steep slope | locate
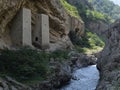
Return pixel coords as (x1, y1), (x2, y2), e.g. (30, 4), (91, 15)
(66, 0), (108, 36)
(0, 0), (84, 50)
(89, 0), (120, 22)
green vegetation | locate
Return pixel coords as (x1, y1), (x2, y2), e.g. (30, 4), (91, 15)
(0, 47), (49, 82)
(50, 50), (69, 60)
(86, 10), (106, 21)
(60, 0), (80, 19)
(89, 0), (120, 22)
(74, 29), (105, 54)
(66, 0), (113, 23)
(86, 30), (105, 48)
(79, 4), (111, 23)
(0, 47), (70, 83)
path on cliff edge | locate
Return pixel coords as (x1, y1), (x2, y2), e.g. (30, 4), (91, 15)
(61, 65), (99, 90)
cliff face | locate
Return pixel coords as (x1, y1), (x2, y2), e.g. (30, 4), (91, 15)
(87, 21), (108, 36)
(66, 0), (108, 36)
(0, 0), (84, 50)
(97, 20), (120, 90)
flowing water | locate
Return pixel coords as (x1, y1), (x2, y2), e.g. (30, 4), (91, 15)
(61, 65), (99, 90)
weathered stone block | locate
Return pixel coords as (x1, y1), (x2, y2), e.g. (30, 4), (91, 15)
(11, 8), (32, 46)
(33, 14), (49, 49)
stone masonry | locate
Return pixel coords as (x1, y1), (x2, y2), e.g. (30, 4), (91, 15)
(33, 14), (49, 49)
(10, 8), (32, 47)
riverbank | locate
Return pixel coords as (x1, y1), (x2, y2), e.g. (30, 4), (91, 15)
(0, 48), (97, 90)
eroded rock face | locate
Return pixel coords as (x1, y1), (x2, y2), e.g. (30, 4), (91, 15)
(96, 20), (120, 90)
(0, 0), (84, 50)
(87, 21), (108, 36)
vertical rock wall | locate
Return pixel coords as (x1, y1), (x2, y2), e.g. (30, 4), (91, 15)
(0, 0), (84, 50)
(97, 20), (120, 90)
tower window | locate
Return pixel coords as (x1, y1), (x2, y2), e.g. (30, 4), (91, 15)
(35, 37), (38, 41)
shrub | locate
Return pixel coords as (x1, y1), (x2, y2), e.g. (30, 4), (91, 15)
(50, 50), (69, 60)
(0, 47), (49, 81)
(0, 47), (70, 82)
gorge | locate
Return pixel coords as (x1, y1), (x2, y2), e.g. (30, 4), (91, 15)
(0, 0), (120, 90)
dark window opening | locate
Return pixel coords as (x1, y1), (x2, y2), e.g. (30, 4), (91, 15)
(35, 37), (38, 41)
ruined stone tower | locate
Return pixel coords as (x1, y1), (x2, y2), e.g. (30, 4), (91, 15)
(10, 8), (32, 47)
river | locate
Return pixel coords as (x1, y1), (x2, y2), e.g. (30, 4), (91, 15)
(61, 65), (99, 90)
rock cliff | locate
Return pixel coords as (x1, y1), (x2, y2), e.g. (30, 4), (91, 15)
(97, 20), (120, 90)
(87, 21), (108, 36)
(66, 0), (108, 36)
(0, 0), (84, 50)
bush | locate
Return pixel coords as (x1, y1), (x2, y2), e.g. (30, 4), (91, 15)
(50, 50), (69, 60)
(0, 47), (49, 81)
(0, 47), (71, 82)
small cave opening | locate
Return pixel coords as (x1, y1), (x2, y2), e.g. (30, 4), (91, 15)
(75, 28), (80, 33)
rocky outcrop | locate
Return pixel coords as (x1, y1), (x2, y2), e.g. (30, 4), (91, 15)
(96, 20), (120, 90)
(0, 0), (84, 50)
(87, 21), (108, 36)
(68, 51), (97, 69)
